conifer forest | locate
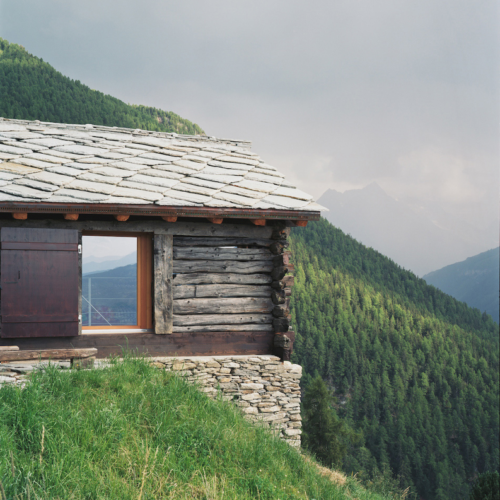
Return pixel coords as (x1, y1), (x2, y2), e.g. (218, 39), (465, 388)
(291, 219), (499, 500)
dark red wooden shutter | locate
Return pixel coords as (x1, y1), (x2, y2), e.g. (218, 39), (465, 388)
(0, 228), (79, 338)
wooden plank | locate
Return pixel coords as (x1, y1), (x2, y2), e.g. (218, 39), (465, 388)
(173, 313), (272, 326)
(78, 231), (82, 336)
(0, 348), (97, 362)
(173, 260), (273, 274)
(173, 297), (274, 315)
(173, 237), (273, 247)
(173, 324), (273, 333)
(0, 332), (274, 357)
(174, 284), (272, 299)
(154, 234), (173, 334)
(173, 273), (272, 285)
(173, 247), (272, 261)
(0, 346), (19, 351)
(0, 219), (273, 239)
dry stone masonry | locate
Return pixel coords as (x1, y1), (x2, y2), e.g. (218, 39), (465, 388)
(152, 355), (303, 446)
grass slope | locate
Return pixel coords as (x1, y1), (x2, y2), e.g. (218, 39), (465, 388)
(424, 247), (499, 324)
(0, 38), (204, 135)
(0, 357), (394, 500)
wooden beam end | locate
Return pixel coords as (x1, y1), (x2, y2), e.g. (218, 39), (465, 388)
(114, 215), (130, 222)
(12, 213), (27, 220)
(207, 218), (223, 224)
(250, 219), (266, 226)
(293, 220), (308, 227)
(162, 216), (178, 223)
(64, 213), (79, 221)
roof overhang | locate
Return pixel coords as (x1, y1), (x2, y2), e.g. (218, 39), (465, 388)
(0, 202), (320, 222)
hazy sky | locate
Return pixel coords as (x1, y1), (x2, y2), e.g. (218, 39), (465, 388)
(1, 0), (498, 234)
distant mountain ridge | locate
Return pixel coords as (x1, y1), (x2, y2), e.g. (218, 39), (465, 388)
(83, 252), (137, 275)
(0, 38), (204, 135)
(318, 183), (496, 276)
(424, 247), (499, 323)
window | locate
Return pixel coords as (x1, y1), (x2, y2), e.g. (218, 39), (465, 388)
(82, 232), (152, 333)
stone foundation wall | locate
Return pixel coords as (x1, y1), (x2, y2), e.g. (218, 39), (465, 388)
(151, 355), (303, 446)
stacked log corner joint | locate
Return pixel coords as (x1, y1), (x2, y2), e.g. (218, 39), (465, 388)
(270, 224), (295, 361)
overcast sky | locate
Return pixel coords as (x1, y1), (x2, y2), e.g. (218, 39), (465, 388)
(1, 0), (498, 236)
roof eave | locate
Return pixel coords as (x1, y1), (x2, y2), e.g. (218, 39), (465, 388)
(0, 202), (321, 221)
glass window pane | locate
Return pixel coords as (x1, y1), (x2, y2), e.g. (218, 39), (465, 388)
(82, 236), (137, 327)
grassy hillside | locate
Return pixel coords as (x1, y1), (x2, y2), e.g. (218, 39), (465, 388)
(0, 357), (394, 500)
(424, 247), (499, 324)
(0, 38), (204, 135)
(290, 218), (499, 500)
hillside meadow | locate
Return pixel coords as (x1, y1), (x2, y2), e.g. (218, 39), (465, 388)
(0, 356), (399, 500)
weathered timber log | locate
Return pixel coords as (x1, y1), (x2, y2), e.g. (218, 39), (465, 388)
(162, 216), (177, 222)
(114, 215), (130, 222)
(0, 348), (97, 362)
(0, 219), (273, 239)
(250, 219), (266, 226)
(173, 297), (274, 315)
(154, 234), (173, 334)
(173, 324), (273, 333)
(273, 333), (292, 361)
(0, 332), (274, 357)
(173, 260), (273, 274)
(287, 264), (295, 272)
(271, 290), (286, 305)
(293, 220), (308, 227)
(12, 213), (27, 220)
(271, 280), (284, 290)
(272, 305), (289, 318)
(172, 273), (272, 285)
(271, 266), (289, 280)
(274, 334), (292, 348)
(174, 284), (272, 299)
(0, 346), (19, 351)
(284, 287), (292, 296)
(271, 226), (290, 240)
(273, 318), (290, 332)
(283, 275), (294, 287)
(207, 218), (223, 224)
(285, 297), (291, 309)
(173, 237), (274, 247)
(173, 313), (272, 326)
(173, 247), (273, 261)
(269, 241), (289, 255)
(273, 252), (291, 266)
(64, 214), (79, 221)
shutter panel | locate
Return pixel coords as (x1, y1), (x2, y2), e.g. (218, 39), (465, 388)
(0, 228), (79, 338)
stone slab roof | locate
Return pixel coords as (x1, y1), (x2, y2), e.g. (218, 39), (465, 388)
(0, 118), (326, 214)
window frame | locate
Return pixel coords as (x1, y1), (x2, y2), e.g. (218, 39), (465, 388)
(81, 231), (153, 334)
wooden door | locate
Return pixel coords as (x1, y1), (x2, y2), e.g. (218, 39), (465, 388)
(0, 228), (80, 338)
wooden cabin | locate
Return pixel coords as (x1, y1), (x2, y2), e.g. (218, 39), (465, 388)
(0, 118), (324, 361)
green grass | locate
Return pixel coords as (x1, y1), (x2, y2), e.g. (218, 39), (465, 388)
(0, 356), (395, 499)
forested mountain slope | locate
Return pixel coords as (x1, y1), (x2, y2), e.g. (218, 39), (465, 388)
(424, 247), (499, 324)
(0, 38), (203, 135)
(290, 218), (499, 500)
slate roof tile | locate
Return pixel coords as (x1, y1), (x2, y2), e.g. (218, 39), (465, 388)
(0, 117), (326, 213)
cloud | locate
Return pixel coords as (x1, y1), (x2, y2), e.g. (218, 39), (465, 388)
(1, 0), (498, 247)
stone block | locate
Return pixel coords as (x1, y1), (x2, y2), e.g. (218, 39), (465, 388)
(243, 406), (259, 415)
(241, 383), (263, 390)
(284, 428), (302, 437)
(241, 392), (261, 401)
(259, 406), (281, 413)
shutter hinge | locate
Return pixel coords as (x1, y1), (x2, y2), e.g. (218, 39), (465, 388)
(78, 244), (82, 254)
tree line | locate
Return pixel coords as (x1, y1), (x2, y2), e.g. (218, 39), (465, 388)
(291, 218), (499, 500)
